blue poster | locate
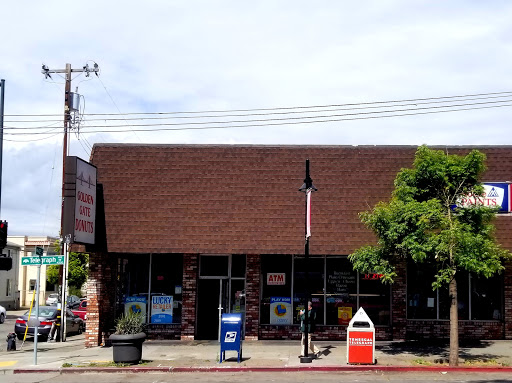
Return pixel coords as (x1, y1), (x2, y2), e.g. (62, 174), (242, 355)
(151, 295), (173, 324)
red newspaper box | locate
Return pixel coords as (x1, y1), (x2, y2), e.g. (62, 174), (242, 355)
(347, 307), (375, 364)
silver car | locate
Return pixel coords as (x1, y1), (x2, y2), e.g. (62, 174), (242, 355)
(0, 305), (6, 323)
(45, 293), (60, 305)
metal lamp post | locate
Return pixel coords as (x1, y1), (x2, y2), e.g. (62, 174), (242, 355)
(299, 159), (317, 363)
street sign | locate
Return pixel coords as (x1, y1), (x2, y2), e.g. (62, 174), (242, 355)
(21, 256), (65, 266)
(35, 246), (44, 256)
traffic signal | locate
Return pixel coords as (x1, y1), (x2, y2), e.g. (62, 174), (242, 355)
(0, 221), (7, 250)
(0, 256), (12, 271)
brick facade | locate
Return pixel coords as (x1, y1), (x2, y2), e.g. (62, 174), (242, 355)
(181, 253), (198, 340)
(85, 251), (116, 347)
(245, 254), (260, 340)
(86, 144), (512, 343)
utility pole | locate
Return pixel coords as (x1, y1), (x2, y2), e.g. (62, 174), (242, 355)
(0, 79), (5, 216)
(41, 63), (99, 341)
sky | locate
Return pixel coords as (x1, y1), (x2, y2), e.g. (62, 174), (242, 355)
(1, 1), (512, 237)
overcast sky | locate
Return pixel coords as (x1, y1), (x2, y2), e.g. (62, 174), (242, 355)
(2, 1), (512, 237)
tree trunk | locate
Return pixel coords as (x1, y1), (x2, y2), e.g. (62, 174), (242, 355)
(449, 276), (459, 366)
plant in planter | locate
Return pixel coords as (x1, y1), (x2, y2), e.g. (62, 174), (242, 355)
(109, 311), (146, 364)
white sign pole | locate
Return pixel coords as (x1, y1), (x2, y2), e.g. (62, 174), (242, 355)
(33, 248), (43, 365)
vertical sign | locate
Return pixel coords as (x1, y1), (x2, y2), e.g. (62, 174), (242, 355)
(151, 295), (173, 323)
(63, 157), (97, 244)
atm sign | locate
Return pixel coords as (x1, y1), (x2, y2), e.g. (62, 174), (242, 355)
(267, 273), (286, 285)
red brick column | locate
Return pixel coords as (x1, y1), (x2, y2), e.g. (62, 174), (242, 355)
(504, 260), (512, 339)
(245, 254), (260, 340)
(391, 259), (407, 340)
(85, 251), (116, 347)
(181, 253), (198, 340)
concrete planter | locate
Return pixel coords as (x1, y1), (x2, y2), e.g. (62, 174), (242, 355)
(110, 332), (146, 364)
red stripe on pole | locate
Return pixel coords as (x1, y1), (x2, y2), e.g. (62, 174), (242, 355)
(306, 189), (312, 238)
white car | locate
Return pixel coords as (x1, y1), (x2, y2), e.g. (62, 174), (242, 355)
(0, 305), (6, 324)
(45, 293), (60, 305)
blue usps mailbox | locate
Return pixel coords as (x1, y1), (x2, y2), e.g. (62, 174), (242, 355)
(219, 313), (243, 363)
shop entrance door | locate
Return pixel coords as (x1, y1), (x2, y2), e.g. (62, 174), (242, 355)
(196, 278), (229, 340)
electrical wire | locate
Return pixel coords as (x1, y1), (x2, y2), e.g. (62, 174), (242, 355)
(4, 99), (512, 135)
(5, 102), (512, 136)
(5, 90), (512, 117)
(6, 93), (512, 123)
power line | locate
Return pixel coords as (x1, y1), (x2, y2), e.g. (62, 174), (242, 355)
(4, 98), (512, 134)
(5, 102), (512, 136)
(5, 90), (512, 118)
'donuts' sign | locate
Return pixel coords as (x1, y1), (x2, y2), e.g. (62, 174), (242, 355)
(63, 156), (97, 244)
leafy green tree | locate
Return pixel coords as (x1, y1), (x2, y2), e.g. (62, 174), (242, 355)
(47, 241), (89, 295)
(349, 145), (509, 366)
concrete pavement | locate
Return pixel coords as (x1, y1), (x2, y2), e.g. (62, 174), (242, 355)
(2, 336), (512, 374)
(2, 309), (512, 374)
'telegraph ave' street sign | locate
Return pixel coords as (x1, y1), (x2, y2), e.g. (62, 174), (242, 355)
(21, 256), (65, 266)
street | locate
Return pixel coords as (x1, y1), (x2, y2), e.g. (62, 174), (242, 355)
(3, 371), (512, 383)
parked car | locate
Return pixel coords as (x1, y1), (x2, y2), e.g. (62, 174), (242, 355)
(45, 294), (81, 309)
(71, 299), (87, 322)
(66, 295), (81, 309)
(14, 306), (84, 341)
(0, 305), (6, 324)
(45, 293), (60, 306)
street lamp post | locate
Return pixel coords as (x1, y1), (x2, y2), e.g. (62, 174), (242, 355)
(299, 159), (317, 363)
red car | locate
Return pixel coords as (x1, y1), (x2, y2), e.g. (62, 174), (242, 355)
(72, 299), (87, 322)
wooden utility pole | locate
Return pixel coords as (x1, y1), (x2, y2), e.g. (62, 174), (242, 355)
(40, 63), (99, 341)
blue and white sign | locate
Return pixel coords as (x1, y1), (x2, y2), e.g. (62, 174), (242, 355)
(459, 183), (511, 212)
(225, 331), (237, 342)
(270, 297), (292, 325)
(151, 295), (173, 324)
(124, 296), (147, 317)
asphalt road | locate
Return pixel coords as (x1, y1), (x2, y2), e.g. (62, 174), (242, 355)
(3, 371), (512, 383)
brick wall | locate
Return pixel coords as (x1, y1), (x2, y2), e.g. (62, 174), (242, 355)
(181, 253), (198, 340)
(85, 251), (116, 347)
(146, 324), (181, 340)
(406, 321), (503, 339)
(245, 254), (260, 340)
(504, 260), (512, 339)
(391, 260), (407, 340)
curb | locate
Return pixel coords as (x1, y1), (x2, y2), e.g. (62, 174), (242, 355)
(11, 365), (512, 374)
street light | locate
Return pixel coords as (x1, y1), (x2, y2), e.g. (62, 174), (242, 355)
(299, 159), (317, 363)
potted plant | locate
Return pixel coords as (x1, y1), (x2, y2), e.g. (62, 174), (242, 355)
(109, 311), (146, 364)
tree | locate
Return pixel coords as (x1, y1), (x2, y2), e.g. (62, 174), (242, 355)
(349, 145), (509, 366)
(47, 241), (89, 295)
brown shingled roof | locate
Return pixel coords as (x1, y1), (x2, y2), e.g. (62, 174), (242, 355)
(90, 144), (512, 255)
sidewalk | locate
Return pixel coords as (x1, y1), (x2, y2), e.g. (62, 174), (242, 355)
(2, 337), (512, 374)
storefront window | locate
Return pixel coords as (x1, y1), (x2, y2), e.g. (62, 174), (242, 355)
(150, 254), (183, 324)
(260, 255), (292, 325)
(359, 272), (391, 325)
(117, 254), (184, 324)
(471, 274), (502, 320)
(294, 257), (325, 325)
(407, 261), (501, 320)
(325, 258), (357, 325)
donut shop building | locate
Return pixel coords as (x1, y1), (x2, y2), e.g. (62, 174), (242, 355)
(83, 144), (512, 347)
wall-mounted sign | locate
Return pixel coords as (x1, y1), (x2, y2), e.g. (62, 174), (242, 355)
(124, 296), (147, 317)
(459, 183), (511, 212)
(63, 156), (97, 244)
(151, 295), (173, 324)
(270, 297), (292, 325)
(267, 273), (286, 285)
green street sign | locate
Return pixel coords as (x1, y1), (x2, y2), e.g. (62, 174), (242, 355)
(35, 246), (44, 256)
(21, 256), (65, 266)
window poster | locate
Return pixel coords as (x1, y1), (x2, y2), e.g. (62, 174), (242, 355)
(270, 297), (292, 325)
(151, 295), (173, 323)
(124, 296), (147, 317)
